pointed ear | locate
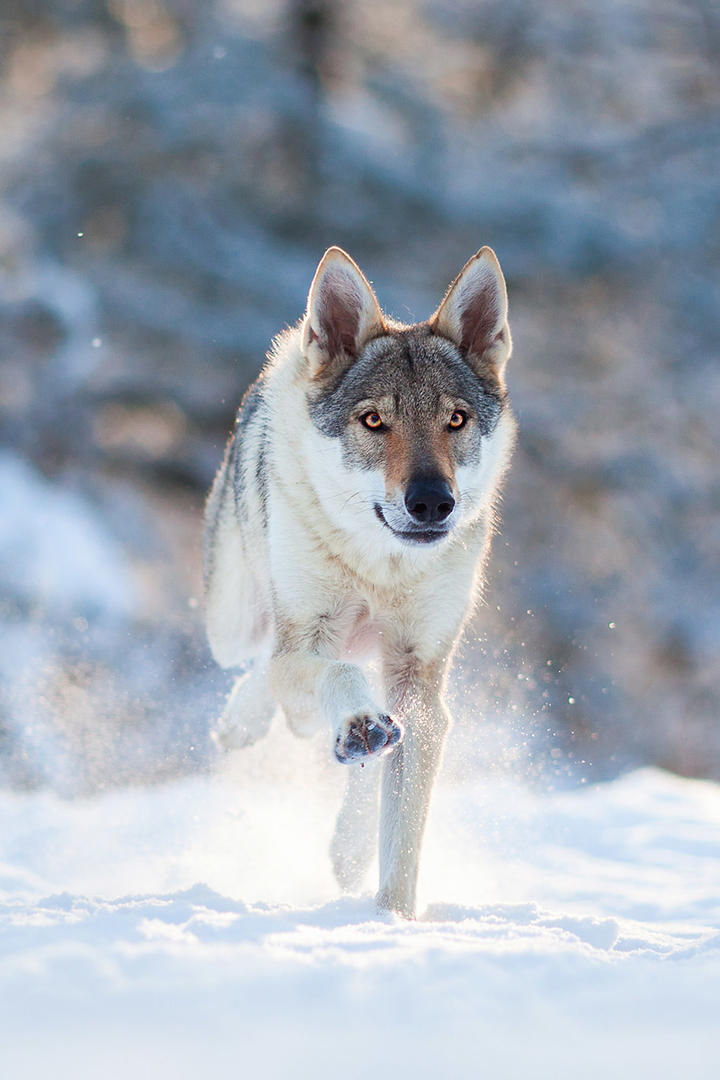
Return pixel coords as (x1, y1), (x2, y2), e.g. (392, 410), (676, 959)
(431, 247), (511, 381)
(301, 247), (385, 379)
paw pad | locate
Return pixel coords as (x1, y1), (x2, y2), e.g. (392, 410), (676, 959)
(335, 713), (403, 764)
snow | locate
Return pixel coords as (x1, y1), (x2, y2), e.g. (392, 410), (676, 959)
(1, 722), (719, 1079)
(0, 452), (135, 619)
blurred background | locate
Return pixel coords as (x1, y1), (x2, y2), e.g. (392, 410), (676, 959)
(0, 0), (718, 796)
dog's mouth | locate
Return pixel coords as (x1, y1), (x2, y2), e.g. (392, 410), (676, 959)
(373, 504), (450, 545)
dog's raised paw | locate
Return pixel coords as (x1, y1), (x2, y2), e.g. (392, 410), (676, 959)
(334, 712), (403, 764)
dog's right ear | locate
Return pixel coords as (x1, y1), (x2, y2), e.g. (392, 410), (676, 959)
(302, 247), (385, 380)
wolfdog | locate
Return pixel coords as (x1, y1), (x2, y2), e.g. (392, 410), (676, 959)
(204, 246), (515, 917)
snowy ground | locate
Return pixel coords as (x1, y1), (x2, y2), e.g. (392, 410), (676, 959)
(1, 721), (719, 1079)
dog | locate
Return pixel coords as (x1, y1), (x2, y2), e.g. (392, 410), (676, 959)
(204, 246), (515, 917)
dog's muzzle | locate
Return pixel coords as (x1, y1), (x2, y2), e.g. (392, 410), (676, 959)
(373, 503), (451, 545)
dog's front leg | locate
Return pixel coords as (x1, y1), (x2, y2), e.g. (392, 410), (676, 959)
(269, 634), (403, 762)
(376, 652), (451, 918)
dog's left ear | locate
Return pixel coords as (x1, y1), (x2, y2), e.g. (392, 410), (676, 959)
(431, 247), (511, 381)
(302, 247), (385, 379)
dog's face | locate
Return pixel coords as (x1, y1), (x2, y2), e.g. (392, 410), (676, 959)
(301, 248), (514, 549)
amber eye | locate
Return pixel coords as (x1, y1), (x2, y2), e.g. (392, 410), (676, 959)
(449, 411), (467, 430)
(362, 412), (384, 430)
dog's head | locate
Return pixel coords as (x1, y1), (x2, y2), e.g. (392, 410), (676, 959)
(300, 247), (514, 549)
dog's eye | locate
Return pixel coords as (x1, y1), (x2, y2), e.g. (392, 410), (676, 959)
(362, 412), (384, 430)
(448, 411), (467, 430)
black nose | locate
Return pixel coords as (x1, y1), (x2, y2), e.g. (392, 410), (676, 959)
(404, 477), (455, 524)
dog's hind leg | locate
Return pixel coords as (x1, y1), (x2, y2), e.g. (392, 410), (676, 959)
(330, 759), (382, 892)
(212, 661), (276, 751)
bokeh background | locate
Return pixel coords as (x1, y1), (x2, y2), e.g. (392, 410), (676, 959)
(1, 0), (718, 795)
